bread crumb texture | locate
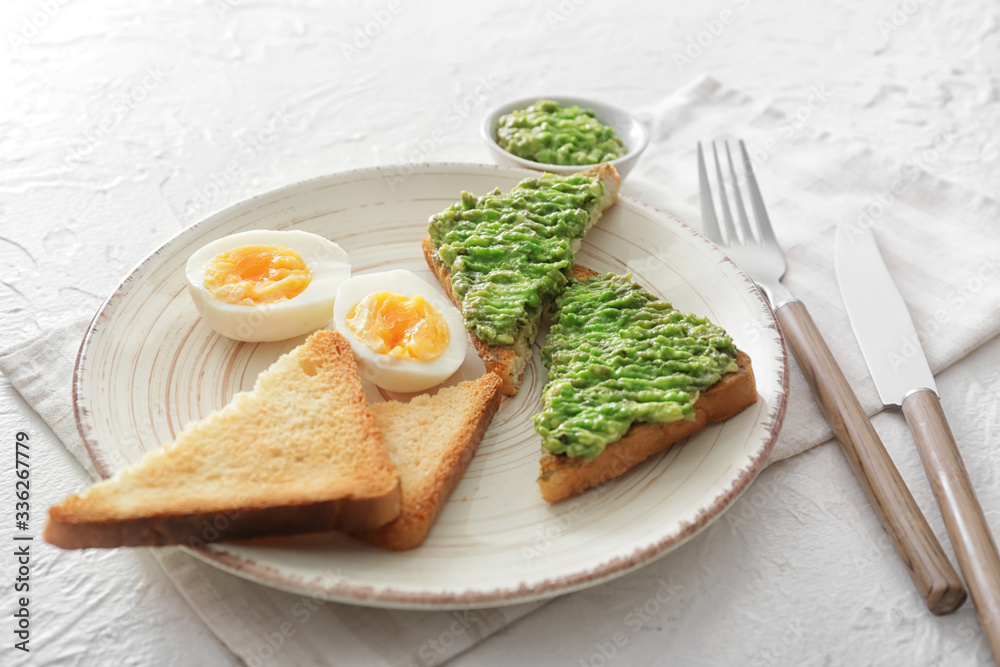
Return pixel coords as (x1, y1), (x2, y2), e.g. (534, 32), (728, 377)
(357, 373), (503, 550)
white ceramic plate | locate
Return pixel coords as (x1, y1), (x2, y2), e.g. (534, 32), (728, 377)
(74, 163), (787, 610)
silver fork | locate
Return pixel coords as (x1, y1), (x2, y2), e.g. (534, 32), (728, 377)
(699, 140), (966, 615)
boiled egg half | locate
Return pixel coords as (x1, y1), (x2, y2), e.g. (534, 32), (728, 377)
(333, 270), (466, 392)
(186, 229), (350, 342)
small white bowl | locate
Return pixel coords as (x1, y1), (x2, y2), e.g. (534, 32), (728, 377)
(481, 96), (649, 179)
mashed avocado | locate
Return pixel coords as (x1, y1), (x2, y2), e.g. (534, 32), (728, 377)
(427, 171), (604, 346)
(496, 100), (626, 166)
(535, 273), (738, 459)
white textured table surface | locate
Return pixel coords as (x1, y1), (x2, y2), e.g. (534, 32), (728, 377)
(3, 0), (1000, 665)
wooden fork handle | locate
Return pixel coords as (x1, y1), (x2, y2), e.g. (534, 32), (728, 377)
(777, 300), (966, 615)
(903, 390), (1000, 655)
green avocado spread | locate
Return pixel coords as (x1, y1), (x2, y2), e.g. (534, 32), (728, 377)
(496, 100), (626, 166)
(427, 171), (604, 346)
(535, 273), (739, 459)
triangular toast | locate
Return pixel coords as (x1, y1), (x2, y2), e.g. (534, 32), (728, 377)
(45, 330), (401, 549)
(423, 164), (620, 395)
(536, 268), (757, 502)
(355, 373), (503, 550)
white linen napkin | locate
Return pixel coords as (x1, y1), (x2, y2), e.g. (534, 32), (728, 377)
(621, 76), (1000, 462)
(4, 75), (1000, 665)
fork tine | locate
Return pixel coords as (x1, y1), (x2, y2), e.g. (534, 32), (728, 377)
(711, 142), (736, 245)
(723, 141), (756, 244)
(697, 143), (722, 244)
(738, 140), (778, 245)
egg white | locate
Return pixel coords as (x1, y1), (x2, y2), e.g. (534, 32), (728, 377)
(185, 229), (350, 342)
(333, 270), (467, 392)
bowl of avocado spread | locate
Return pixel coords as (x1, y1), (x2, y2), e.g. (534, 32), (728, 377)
(482, 96), (649, 178)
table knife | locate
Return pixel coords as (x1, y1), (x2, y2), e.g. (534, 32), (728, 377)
(836, 222), (1000, 661)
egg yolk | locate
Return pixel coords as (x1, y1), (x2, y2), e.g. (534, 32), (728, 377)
(345, 291), (449, 361)
(203, 245), (312, 306)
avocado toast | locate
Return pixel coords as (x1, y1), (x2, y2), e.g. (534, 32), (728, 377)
(422, 164), (620, 395)
(535, 269), (756, 502)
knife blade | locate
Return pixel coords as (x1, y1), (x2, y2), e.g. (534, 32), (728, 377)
(835, 222), (1000, 661)
(833, 224), (936, 405)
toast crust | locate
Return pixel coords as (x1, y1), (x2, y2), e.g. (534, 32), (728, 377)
(44, 494), (402, 549)
(45, 330), (402, 549)
(357, 373), (504, 550)
(422, 164), (621, 395)
(538, 349), (757, 503)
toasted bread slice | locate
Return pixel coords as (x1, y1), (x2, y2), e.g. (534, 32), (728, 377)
(538, 349), (756, 502)
(355, 373), (504, 550)
(536, 266), (757, 502)
(45, 330), (402, 549)
(423, 164), (621, 395)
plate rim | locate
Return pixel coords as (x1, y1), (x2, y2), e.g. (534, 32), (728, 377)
(72, 161), (788, 609)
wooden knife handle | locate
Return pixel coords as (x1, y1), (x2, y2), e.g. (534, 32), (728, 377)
(777, 300), (966, 614)
(903, 390), (1000, 656)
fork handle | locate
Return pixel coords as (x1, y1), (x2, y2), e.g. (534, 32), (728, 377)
(776, 300), (966, 615)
